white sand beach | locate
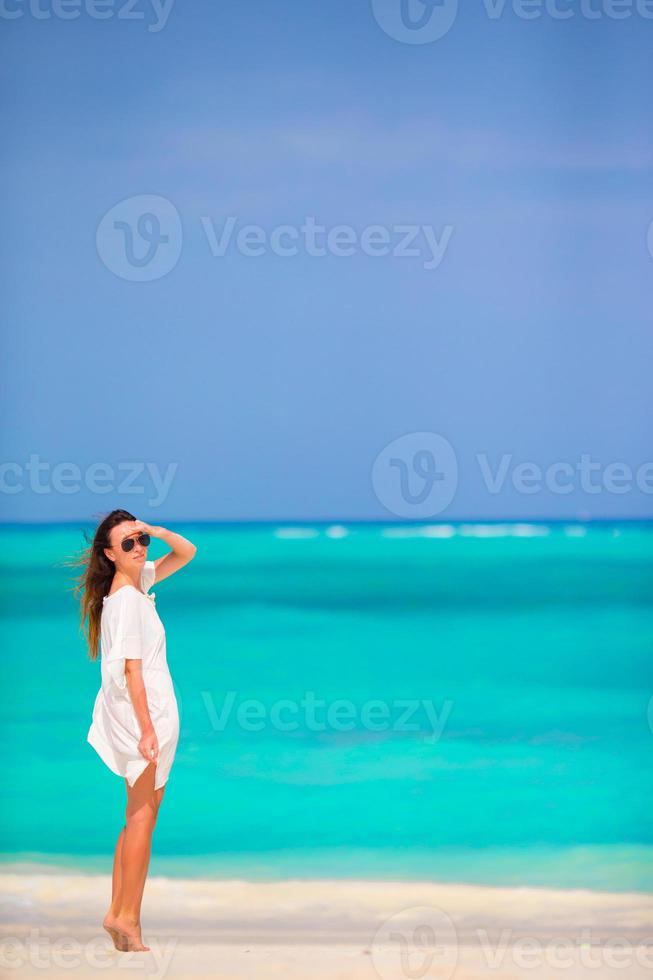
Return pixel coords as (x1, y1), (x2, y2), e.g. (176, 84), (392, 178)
(1, 868), (652, 979)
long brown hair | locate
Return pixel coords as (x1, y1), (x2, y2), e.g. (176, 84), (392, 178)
(65, 509), (137, 661)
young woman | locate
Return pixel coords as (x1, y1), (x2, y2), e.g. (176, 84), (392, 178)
(74, 508), (197, 952)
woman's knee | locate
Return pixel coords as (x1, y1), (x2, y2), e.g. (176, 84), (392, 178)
(125, 803), (157, 829)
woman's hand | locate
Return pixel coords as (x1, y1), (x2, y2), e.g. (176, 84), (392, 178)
(138, 725), (159, 764)
(132, 519), (165, 538)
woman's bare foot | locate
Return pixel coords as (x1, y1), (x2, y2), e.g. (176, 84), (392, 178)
(103, 912), (150, 952)
(102, 912), (127, 951)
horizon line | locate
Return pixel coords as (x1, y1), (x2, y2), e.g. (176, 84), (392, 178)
(1, 516), (652, 528)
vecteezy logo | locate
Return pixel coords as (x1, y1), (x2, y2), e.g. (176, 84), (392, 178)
(96, 194), (183, 281)
(371, 0), (458, 43)
(647, 219), (653, 263)
(371, 905), (458, 980)
(371, 432), (458, 518)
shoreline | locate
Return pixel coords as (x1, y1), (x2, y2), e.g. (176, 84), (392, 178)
(2, 843), (653, 892)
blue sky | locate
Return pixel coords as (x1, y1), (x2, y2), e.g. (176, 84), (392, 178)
(2, 0), (651, 522)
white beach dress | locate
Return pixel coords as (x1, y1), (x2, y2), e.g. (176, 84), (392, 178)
(87, 560), (180, 791)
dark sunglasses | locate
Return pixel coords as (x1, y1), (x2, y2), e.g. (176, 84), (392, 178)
(120, 532), (150, 553)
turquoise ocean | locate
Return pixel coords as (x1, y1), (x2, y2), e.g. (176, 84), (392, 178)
(1, 521), (651, 891)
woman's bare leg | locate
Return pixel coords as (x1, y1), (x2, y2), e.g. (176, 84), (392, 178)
(103, 827), (126, 949)
(110, 826), (126, 914)
(103, 762), (166, 951)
